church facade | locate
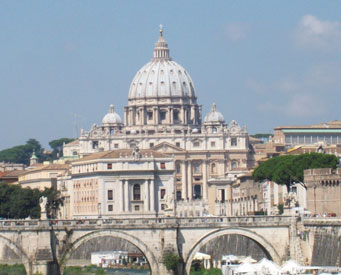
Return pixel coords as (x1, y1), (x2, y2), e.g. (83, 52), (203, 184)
(64, 28), (254, 217)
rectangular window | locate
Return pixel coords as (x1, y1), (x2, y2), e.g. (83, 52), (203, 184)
(134, 205), (140, 211)
(114, 143), (119, 148)
(161, 162), (166, 169)
(176, 142), (180, 147)
(220, 189), (225, 202)
(176, 191), (182, 201)
(231, 138), (237, 146)
(107, 163), (112, 169)
(92, 141), (99, 149)
(130, 143), (136, 148)
(160, 111), (166, 121)
(194, 185), (202, 199)
(193, 162), (200, 174)
(149, 143), (154, 148)
(211, 141), (216, 148)
(107, 190), (113, 200)
(108, 205), (113, 211)
(160, 189), (166, 199)
(147, 111), (153, 120)
(176, 163), (181, 173)
(193, 142), (200, 147)
(161, 204), (166, 210)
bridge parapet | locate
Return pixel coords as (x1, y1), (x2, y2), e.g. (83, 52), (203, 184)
(303, 217), (341, 225)
(0, 216), (293, 230)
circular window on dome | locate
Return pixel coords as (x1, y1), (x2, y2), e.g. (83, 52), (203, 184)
(178, 70), (182, 74)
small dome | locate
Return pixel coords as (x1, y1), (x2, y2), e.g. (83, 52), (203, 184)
(102, 104), (122, 126)
(204, 103), (225, 123)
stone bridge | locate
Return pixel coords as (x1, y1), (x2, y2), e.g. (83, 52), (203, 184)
(0, 216), (340, 274)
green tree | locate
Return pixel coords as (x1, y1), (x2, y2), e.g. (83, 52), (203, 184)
(0, 182), (62, 219)
(253, 153), (339, 191)
(163, 252), (179, 272)
(0, 139), (45, 165)
(49, 138), (74, 159)
(41, 187), (64, 219)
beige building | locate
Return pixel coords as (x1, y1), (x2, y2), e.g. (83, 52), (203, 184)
(63, 28), (253, 216)
(304, 168), (341, 217)
(18, 163), (69, 191)
(68, 148), (175, 219)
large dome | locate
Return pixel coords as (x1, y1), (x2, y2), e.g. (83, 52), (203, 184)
(128, 28), (196, 100)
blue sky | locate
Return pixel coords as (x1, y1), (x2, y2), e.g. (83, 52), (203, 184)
(1, 1), (341, 150)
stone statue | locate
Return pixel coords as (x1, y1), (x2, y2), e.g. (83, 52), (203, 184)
(132, 146), (142, 160)
(39, 196), (48, 220)
(164, 193), (174, 211)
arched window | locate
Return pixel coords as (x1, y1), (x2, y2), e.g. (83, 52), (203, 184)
(212, 127), (217, 133)
(232, 161), (238, 169)
(133, 184), (141, 201)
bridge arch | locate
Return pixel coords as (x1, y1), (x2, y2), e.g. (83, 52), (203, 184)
(185, 227), (281, 274)
(60, 229), (159, 274)
(0, 234), (31, 274)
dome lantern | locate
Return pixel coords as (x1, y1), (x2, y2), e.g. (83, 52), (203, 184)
(153, 25), (171, 61)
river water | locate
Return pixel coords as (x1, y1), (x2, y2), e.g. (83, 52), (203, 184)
(102, 268), (150, 274)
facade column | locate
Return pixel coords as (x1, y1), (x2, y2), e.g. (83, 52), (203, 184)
(187, 161), (192, 200)
(145, 180), (149, 212)
(169, 107), (173, 124)
(150, 179), (155, 212)
(203, 160), (208, 200)
(182, 107), (186, 125)
(181, 161), (187, 199)
(120, 180), (124, 212)
(153, 107), (157, 125)
(124, 180), (129, 212)
(124, 109), (128, 126)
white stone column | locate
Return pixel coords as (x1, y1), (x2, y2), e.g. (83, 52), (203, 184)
(181, 161), (187, 199)
(124, 180), (129, 212)
(144, 180), (149, 212)
(169, 107), (173, 124)
(120, 180), (124, 212)
(150, 179), (155, 212)
(203, 160), (208, 200)
(187, 161), (192, 200)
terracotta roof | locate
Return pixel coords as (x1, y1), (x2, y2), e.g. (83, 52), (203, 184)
(23, 163), (69, 174)
(1, 170), (26, 178)
(74, 149), (170, 163)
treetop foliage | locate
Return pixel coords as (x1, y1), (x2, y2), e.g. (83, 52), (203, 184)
(253, 153), (339, 191)
(0, 181), (63, 219)
(0, 137), (74, 165)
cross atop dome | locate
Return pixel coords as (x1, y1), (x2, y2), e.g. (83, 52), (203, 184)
(153, 25), (171, 61)
(159, 24), (163, 37)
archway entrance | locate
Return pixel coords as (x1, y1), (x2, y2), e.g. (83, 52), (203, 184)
(0, 235), (30, 275)
(60, 230), (156, 274)
(185, 228), (280, 274)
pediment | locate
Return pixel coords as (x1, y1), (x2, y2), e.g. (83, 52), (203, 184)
(151, 142), (186, 153)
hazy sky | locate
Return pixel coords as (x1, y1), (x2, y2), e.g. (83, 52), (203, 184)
(1, 1), (341, 150)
